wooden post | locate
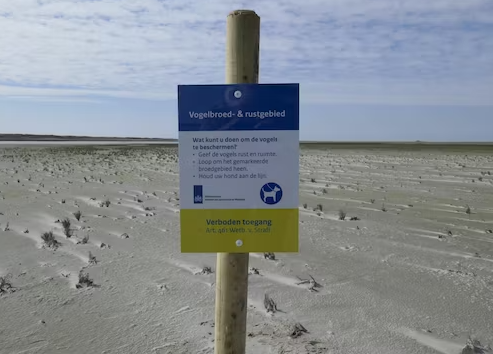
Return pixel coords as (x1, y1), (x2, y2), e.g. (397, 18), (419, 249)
(214, 9), (260, 354)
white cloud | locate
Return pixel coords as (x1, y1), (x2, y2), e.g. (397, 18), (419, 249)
(0, 0), (492, 105)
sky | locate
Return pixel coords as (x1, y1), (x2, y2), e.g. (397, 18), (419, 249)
(0, 0), (492, 141)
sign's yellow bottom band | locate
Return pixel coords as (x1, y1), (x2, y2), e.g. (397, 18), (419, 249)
(180, 208), (299, 253)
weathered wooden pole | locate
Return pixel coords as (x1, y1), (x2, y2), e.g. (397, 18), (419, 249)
(214, 9), (260, 354)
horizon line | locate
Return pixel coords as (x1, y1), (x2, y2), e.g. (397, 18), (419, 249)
(0, 133), (492, 145)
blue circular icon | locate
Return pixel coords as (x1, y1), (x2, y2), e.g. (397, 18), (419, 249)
(260, 183), (283, 205)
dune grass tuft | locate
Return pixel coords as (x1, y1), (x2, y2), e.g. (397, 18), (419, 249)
(338, 209), (346, 220)
(61, 218), (71, 237)
(78, 234), (89, 244)
(76, 270), (94, 289)
(264, 293), (278, 313)
(198, 266), (213, 275)
(41, 231), (59, 250)
(0, 273), (15, 295)
(88, 251), (97, 265)
(73, 210), (82, 221)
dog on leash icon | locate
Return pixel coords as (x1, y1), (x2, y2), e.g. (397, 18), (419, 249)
(260, 183), (283, 205)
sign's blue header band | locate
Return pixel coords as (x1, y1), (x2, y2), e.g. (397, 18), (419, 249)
(178, 83), (299, 132)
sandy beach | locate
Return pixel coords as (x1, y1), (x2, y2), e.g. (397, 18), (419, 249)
(1, 143), (492, 353)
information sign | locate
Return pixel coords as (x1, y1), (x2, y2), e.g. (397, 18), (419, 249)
(178, 83), (299, 253)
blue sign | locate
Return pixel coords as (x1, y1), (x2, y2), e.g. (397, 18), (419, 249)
(178, 83), (299, 132)
(260, 183), (283, 205)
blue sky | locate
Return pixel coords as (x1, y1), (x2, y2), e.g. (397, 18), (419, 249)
(0, 0), (492, 141)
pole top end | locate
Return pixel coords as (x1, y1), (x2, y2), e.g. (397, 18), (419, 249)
(228, 9), (258, 17)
